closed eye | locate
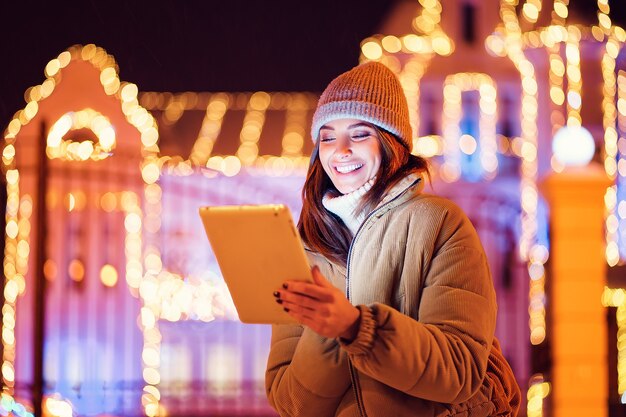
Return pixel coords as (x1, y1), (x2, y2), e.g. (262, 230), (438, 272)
(351, 131), (373, 140)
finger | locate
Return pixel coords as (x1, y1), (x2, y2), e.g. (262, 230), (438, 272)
(283, 282), (332, 301)
(283, 308), (307, 325)
(281, 299), (316, 318)
(311, 265), (333, 288)
(279, 291), (323, 311)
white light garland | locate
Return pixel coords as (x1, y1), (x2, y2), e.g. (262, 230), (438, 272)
(46, 109), (116, 161)
(441, 73), (499, 181)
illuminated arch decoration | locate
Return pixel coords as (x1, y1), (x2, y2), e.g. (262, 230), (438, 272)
(1, 44), (161, 416)
(46, 109), (116, 161)
(441, 73), (498, 182)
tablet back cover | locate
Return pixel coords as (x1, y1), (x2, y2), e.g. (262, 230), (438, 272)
(199, 204), (311, 324)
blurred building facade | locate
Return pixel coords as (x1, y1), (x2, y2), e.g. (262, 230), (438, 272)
(1, 1), (626, 417)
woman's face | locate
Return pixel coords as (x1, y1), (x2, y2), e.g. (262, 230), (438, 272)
(318, 118), (382, 194)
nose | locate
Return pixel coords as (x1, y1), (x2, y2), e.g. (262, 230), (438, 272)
(334, 140), (352, 159)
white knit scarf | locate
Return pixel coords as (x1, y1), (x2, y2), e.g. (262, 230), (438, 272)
(322, 178), (376, 235)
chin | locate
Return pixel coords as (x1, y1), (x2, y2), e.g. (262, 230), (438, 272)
(338, 182), (365, 194)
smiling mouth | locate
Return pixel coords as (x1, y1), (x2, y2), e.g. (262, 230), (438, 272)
(335, 164), (363, 174)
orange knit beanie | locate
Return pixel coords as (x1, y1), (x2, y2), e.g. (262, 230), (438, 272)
(311, 61), (412, 151)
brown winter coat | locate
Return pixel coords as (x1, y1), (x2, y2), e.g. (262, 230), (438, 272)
(265, 175), (521, 416)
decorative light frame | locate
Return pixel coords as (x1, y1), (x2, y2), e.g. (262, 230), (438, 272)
(441, 73), (498, 182)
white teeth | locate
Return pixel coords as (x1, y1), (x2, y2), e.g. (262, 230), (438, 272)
(335, 164), (363, 174)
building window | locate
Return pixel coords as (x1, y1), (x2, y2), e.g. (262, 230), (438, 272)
(206, 343), (242, 397)
(161, 343), (193, 389)
(462, 3), (476, 44)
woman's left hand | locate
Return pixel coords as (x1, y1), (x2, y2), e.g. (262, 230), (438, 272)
(275, 266), (360, 340)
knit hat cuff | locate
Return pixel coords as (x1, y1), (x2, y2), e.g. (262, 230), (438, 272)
(311, 101), (410, 148)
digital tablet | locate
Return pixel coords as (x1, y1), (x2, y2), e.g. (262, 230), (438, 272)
(199, 204), (313, 324)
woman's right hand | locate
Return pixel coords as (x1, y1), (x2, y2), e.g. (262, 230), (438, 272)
(274, 266), (361, 340)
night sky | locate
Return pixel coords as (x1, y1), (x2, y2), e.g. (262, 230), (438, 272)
(0, 0), (397, 130)
(2, 1), (626, 132)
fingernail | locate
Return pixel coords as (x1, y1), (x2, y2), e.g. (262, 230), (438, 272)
(283, 307), (289, 312)
(273, 291), (280, 298)
(282, 283), (288, 289)
(275, 298), (283, 304)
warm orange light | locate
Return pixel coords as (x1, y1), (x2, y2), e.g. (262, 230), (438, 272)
(68, 259), (85, 282)
(44, 259), (58, 282)
(100, 192), (117, 212)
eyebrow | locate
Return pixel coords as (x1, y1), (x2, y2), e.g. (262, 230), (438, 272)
(319, 122), (374, 131)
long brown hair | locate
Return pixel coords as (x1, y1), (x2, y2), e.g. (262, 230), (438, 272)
(297, 126), (429, 267)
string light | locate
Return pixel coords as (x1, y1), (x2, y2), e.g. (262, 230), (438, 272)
(522, 0), (542, 25)
(399, 57), (427, 153)
(0, 392), (34, 417)
(618, 71), (626, 262)
(565, 27), (582, 127)
(2, 171), (21, 394)
(0, 44), (161, 416)
(360, 0), (452, 61)
(527, 374), (551, 417)
(498, 1), (626, 413)
(528, 244), (548, 346)
(413, 135), (443, 158)
(548, 42), (566, 174)
(598, 0), (612, 34)
(361, 40), (383, 61)
(605, 53), (621, 265)
(24, 44), (166, 416)
(552, 0), (569, 24)
(602, 287), (626, 398)
(46, 109), (116, 161)
(548, 43), (565, 133)
(236, 92), (270, 166)
(138, 172), (161, 417)
(415, 0), (444, 36)
(139, 91), (317, 176)
(281, 94), (308, 158)
(44, 396), (74, 417)
(441, 73), (498, 181)
(498, 3), (545, 413)
(189, 93), (230, 166)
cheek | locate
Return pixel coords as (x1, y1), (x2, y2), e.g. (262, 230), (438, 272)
(317, 151), (333, 176)
(370, 144), (383, 174)
(372, 158), (382, 176)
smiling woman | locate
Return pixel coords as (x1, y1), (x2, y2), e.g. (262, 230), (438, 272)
(265, 61), (521, 417)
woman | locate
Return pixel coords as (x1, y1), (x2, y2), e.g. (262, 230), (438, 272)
(265, 61), (521, 416)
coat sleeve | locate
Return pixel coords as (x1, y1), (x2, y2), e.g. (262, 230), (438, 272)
(265, 253), (353, 416)
(265, 324), (352, 416)
(339, 203), (497, 404)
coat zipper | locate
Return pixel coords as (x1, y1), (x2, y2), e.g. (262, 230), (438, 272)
(345, 177), (418, 298)
(348, 360), (368, 417)
(344, 177), (419, 417)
